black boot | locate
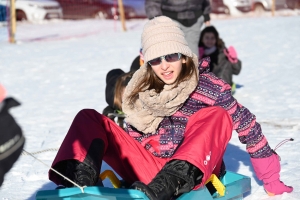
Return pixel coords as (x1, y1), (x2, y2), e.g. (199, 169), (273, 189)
(131, 160), (203, 200)
(54, 138), (105, 187)
(60, 160), (98, 187)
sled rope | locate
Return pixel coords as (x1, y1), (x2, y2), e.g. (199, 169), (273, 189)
(21, 148), (59, 156)
(22, 149), (86, 193)
(274, 138), (294, 152)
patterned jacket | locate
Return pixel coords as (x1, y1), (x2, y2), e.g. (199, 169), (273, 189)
(125, 58), (272, 159)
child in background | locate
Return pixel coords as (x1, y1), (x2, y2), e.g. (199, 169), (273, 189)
(198, 26), (242, 93)
(103, 50), (143, 125)
(102, 68), (125, 119)
(102, 70), (134, 128)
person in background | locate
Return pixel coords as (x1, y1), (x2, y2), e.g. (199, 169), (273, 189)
(48, 16), (292, 200)
(102, 50), (143, 126)
(145, 0), (211, 57)
(102, 68), (126, 119)
(102, 70), (134, 129)
(198, 26), (242, 93)
(0, 84), (25, 187)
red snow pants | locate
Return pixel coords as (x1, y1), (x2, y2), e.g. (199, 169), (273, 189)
(49, 106), (233, 189)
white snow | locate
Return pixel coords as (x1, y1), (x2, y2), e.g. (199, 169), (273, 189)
(0, 14), (300, 200)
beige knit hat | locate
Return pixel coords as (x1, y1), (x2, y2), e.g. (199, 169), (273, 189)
(142, 16), (197, 64)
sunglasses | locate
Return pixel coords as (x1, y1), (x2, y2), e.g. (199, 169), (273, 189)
(148, 53), (182, 66)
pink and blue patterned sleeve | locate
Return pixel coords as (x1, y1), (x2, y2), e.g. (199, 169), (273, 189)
(213, 78), (273, 158)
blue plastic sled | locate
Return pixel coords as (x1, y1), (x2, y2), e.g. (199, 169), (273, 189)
(36, 171), (250, 200)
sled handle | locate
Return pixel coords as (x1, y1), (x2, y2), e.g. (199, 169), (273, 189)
(99, 170), (121, 188)
(205, 174), (226, 197)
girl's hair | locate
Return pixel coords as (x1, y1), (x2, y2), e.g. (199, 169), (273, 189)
(127, 55), (197, 104)
(198, 26), (224, 49)
(114, 71), (135, 111)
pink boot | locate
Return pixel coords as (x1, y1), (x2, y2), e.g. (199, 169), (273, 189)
(250, 154), (293, 196)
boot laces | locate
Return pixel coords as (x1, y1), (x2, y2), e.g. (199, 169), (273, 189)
(63, 161), (97, 187)
(76, 163), (97, 185)
(149, 172), (177, 195)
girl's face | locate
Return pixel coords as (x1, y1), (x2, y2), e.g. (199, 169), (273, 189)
(151, 56), (186, 85)
(202, 32), (217, 48)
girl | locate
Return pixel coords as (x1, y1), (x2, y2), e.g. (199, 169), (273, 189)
(49, 16), (293, 200)
(198, 26), (242, 91)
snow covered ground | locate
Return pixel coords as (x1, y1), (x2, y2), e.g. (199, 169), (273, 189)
(0, 14), (300, 200)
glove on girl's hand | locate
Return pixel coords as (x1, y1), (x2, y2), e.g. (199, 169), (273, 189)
(224, 46), (238, 64)
(250, 154), (293, 196)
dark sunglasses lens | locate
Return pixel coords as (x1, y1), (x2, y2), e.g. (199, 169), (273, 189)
(148, 57), (161, 66)
(165, 53), (180, 62)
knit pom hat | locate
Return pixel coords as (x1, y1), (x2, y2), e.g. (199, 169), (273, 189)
(141, 16), (196, 64)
